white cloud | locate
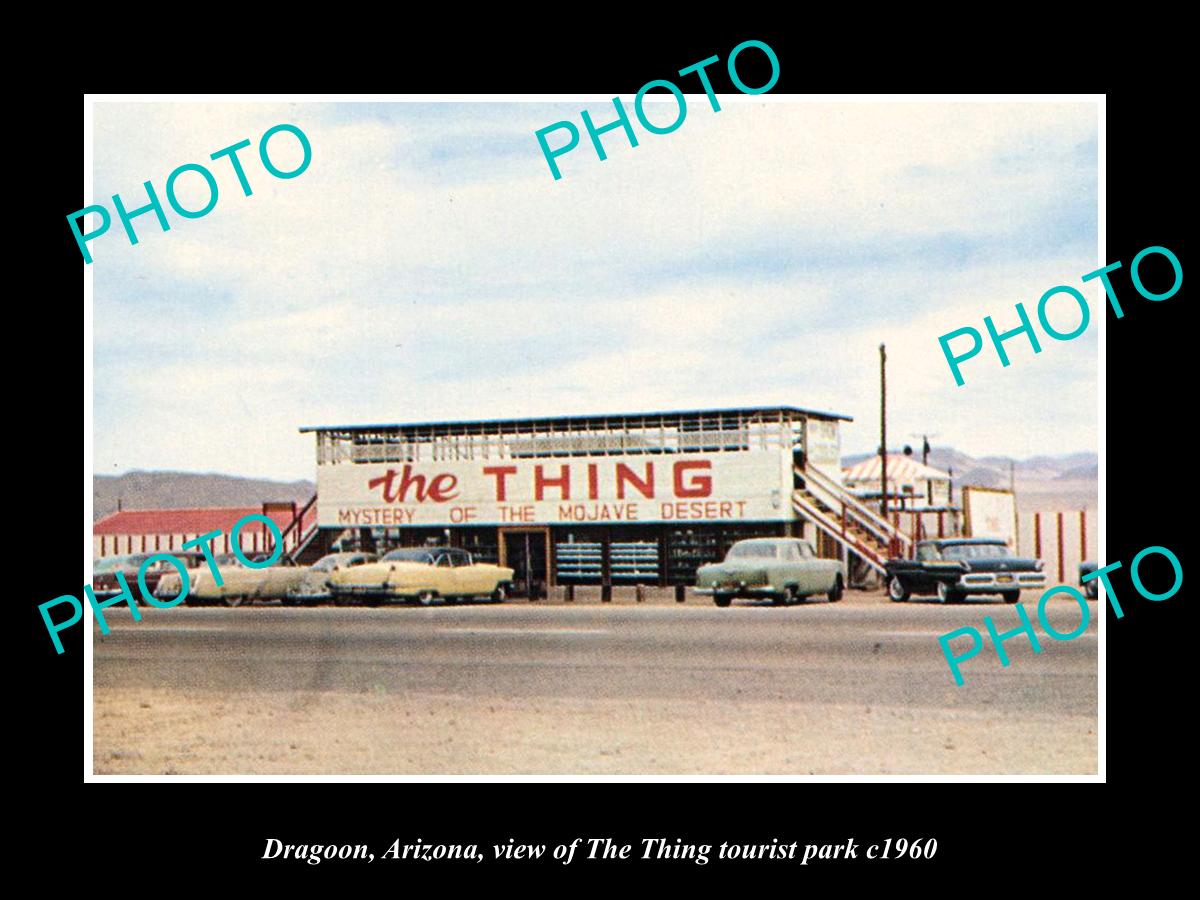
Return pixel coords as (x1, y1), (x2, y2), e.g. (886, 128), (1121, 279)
(92, 100), (1098, 480)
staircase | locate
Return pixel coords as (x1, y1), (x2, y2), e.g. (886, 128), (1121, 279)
(278, 494), (326, 564)
(793, 465), (912, 575)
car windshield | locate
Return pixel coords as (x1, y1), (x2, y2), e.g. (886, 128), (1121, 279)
(312, 554), (348, 572)
(94, 556), (131, 573)
(383, 548), (436, 564)
(941, 543), (1009, 560)
(726, 542), (778, 560)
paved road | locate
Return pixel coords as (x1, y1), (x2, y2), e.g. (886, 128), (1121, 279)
(91, 598), (1098, 774)
(94, 601), (1096, 710)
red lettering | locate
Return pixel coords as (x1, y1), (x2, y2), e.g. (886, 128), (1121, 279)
(535, 464), (571, 500)
(616, 462), (654, 499)
(369, 466), (457, 503)
(428, 473), (459, 502)
(674, 460), (712, 497)
(483, 466), (518, 501)
(367, 468), (399, 502)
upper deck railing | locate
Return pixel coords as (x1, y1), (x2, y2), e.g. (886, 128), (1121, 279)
(311, 409), (825, 465)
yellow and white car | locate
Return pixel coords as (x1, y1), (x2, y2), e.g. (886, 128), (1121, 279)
(156, 552), (376, 607)
(328, 547), (514, 606)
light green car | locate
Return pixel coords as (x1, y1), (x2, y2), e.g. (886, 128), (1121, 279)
(695, 538), (844, 607)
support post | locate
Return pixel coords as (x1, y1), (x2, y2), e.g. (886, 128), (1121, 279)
(601, 538), (612, 603)
(880, 343), (888, 517)
(1056, 511), (1065, 585)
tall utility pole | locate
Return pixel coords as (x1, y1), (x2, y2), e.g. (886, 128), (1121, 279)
(880, 343), (888, 518)
(923, 435), (932, 504)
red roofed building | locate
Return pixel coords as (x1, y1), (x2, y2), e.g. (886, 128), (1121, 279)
(93, 503), (314, 560)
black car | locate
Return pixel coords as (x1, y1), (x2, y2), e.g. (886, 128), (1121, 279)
(885, 538), (1046, 604)
(1080, 561), (1099, 599)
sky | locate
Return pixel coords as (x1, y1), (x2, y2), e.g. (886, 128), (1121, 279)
(91, 99), (1099, 481)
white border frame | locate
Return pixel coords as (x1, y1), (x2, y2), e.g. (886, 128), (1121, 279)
(83, 92), (1105, 784)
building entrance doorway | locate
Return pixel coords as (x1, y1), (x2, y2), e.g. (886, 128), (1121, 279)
(500, 528), (549, 599)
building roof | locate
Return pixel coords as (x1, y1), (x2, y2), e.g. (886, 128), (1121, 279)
(843, 454), (951, 484)
(93, 507), (296, 535)
(299, 405), (853, 434)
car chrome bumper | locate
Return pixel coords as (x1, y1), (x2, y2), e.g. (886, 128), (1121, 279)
(695, 585), (777, 596)
(330, 583), (418, 598)
(956, 573), (1046, 591)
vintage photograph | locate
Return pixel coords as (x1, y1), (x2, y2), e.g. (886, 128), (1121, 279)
(87, 97), (1099, 775)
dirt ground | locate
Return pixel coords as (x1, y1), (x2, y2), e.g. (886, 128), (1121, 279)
(94, 688), (1095, 776)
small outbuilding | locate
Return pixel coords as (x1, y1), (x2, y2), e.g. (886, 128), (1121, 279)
(842, 453), (953, 509)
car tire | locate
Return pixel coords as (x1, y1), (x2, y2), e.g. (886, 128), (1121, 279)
(1085, 581), (1098, 600)
(363, 596), (383, 608)
(772, 587), (793, 606)
(828, 575), (844, 602)
(418, 591), (436, 606)
(713, 594), (733, 608)
(888, 576), (910, 603)
(224, 594), (245, 608)
(491, 584), (508, 603)
(937, 581), (964, 604)
(281, 595), (303, 607)
(1002, 590), (1021, 604)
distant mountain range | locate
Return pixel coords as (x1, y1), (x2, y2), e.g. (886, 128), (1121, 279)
(94, 471), (315, 522)
(94, 449), (1097, 521)
(841, 448), (1098, 489)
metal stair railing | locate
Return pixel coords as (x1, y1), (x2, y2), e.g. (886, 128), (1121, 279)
(279, 494), (319, 561)
(791, 491), (887, 574)
(798, 464), (912, 554)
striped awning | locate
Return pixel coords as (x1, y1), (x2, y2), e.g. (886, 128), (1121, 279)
(843, 454), (950, 485)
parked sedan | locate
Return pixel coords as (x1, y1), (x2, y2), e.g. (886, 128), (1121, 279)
(885, 538), (1045, 604)
(695, 538), (844, 607)
(284, 552), (377, 605)
(328, 547), (514, 606)
(1080, 561), (1099, 599)
(153, 553), (296, 607)
(92, 552), (207, 600)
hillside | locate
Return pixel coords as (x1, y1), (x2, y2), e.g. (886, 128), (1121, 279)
(841, 448), (1098, 486)
(94, 471), (315, 522)
(840, 447), (1098, 520)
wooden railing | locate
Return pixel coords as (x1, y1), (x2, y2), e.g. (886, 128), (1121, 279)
(798, 464), (912, 555)
(792, 492), (887, 573)
(278, 494), (319, 558)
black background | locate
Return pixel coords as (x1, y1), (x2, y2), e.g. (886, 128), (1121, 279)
(23, 21), (1189, 886)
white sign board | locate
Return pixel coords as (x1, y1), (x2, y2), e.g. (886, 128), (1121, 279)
(317, 451), (791, 527)
(805, 418), (842, 476)
(962, 486), (1018, 549)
